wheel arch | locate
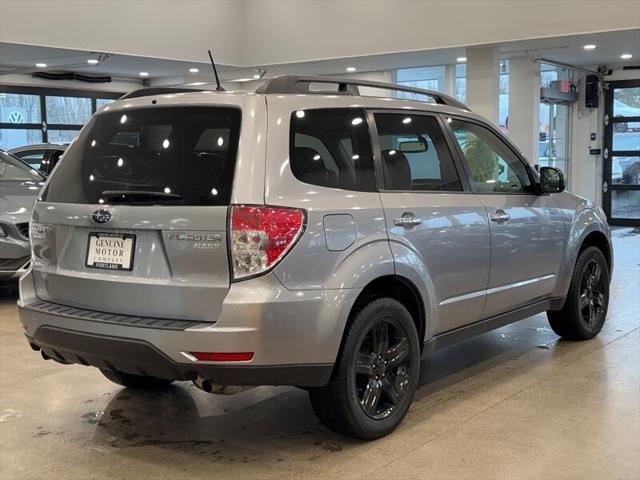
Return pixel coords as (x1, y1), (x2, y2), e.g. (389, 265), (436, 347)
(346, 275), (426, 351)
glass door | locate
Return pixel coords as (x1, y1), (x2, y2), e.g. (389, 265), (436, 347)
(603, 80), (640, 226)
(539, 101), (570, 178)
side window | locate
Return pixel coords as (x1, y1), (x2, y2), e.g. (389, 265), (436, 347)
(290, 108), (376, 191)
(449, 119), (533, 193)
(14, 149), (46, 171)
(375, 114), (462, 191)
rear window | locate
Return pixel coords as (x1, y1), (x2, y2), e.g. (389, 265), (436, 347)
(42, 106), (241, 206)
(290, 108), (376, 192)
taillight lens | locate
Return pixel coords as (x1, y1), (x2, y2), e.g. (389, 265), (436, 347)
(230, 205), (305, 280)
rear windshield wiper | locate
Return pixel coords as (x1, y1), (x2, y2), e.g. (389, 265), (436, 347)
(100, 190), (184, 204)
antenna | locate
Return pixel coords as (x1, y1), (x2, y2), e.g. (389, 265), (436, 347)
(208, 50), (225, 91)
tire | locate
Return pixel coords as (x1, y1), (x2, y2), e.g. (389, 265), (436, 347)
(100, 368), (174, 390)
(308, 297), (420, 440)
(547, 246), (610, 340)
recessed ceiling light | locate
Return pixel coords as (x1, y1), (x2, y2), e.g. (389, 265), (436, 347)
(621, 53), (633, 60)
(456, 57), (467, 63)
(346, 66), (356, 72)
(35, 63), (47, 68)
(253, 74), (261, 79)
(87, 59), (99, 65)
(189, 67), (199, 73)
(139, 71), (149, 77)
(583, 44), (596, 51)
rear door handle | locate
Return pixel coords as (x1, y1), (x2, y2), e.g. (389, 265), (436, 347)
(394, 212), (422, 227)
(490, 209), (510, 224)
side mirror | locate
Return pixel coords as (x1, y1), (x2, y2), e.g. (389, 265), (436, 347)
(540, 166), (565, 193)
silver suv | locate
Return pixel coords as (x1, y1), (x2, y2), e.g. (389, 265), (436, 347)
(18, 76), (612, 439)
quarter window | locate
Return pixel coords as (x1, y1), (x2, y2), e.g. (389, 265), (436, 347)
(375, 114), (462, 191)
(290, 109), (376, 192)
(449, 119), (533, 193)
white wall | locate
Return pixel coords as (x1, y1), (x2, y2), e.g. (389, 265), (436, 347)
(240, 0), (640, 65)
(0, 0), (243, 65)
(1, 0), (638, 66)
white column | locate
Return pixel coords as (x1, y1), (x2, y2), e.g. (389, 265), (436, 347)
(508, 57), (541, 164)
(443, 64), (456, 97)
(466, 46), (500, 125)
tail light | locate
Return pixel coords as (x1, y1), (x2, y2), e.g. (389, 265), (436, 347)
(230, 205), (305, 280)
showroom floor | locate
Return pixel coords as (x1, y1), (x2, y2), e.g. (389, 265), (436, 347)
(0, 228), (638, 480)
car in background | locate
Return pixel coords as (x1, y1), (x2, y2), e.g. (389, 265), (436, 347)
(0, 151), (45, 283)
(611, 133), (640, 185)
(9, 143), (68, 176)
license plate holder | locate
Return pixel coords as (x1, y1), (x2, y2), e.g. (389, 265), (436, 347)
(85, 232), (136, 271)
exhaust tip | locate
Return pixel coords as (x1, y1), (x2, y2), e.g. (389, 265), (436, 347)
(41, 351), (50, 361)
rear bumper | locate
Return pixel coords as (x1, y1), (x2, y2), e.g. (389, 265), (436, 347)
(25, 326), (332, 385)
(19, 269), (360, 386)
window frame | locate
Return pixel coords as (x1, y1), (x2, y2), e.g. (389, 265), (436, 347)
(0, 84), (122, 148)
(367, 109), (472, 193)
(440, 113), (542, 196)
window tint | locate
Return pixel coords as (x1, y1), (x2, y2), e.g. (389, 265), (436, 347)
(375, 114), (462, 191)
(449, 119), (533, 193)
(290, 109), (376, 191)
(14, 149), (47, 170)
(43, 107), (241, 206)
(0, 152), (44, 182)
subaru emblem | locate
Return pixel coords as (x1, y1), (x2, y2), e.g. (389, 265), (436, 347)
(91, 208), (112, 224)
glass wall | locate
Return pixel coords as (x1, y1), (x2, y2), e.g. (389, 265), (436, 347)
(0, 87), (121, 150)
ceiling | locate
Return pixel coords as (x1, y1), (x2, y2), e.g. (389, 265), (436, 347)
(1, 29), (638, 84)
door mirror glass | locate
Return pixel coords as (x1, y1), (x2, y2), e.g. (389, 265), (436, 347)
(540, 166), (565, 193)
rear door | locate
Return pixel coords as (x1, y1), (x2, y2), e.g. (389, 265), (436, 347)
(372, 111), (491, 334)
(31, 103), (249, 321)
(445, 116), (565, 317)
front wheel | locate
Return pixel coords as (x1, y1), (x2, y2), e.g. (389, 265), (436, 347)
(309, 298), (420, 440)
(547, 246), (610, 340)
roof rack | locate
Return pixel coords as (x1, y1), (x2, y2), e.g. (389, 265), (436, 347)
(256, 75), (469, 110)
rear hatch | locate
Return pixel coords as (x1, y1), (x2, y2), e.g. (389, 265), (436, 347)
(31, 104), (242, 321)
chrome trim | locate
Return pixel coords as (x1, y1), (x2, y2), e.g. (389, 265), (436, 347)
(486, 274), (556, 295)
(439, 274), (557, 306)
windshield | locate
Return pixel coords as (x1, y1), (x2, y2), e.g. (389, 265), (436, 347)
(42, 106), (242, 206)
(0, 151), (45, 182)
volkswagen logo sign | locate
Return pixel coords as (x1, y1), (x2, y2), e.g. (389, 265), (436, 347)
(91, 208), (112, 224)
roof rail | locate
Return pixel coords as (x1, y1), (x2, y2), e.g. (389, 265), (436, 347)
(256, 75), (469, 110)
(119, 87), (204, 100)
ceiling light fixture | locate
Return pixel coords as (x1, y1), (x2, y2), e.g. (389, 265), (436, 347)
(583, 44), (596, 51)
(456, 57), (467, 63)
(189, 67), (199, 73)
(620, 53), (633, 60)
(35, 63), (47, 68)
(253, 74), (261, 79)
(139, 71), (149, 77)
(346, 66), (356, 72)
(87, 59), (99, 65)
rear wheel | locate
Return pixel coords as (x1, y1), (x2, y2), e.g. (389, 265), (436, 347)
(547, 246), (609, 340)
(309, 297), (420, 440)
(100, 368), (174, 390)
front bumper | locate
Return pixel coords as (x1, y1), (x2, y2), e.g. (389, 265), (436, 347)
(19, 269), (360, 386)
